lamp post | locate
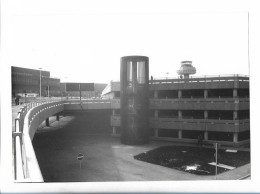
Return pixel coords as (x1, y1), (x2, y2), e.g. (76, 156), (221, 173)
(166, 72), (169, 79)
(47, 85), (49, 98)
(64, 77), (68, 100)
(39, 68), (42, 101)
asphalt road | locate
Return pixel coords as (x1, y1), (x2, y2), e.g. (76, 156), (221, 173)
(32, 111), (250, 182)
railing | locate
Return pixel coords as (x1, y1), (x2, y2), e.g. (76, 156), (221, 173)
(64, 99), (120, 109)
(13, 99), (64, 182)
(111, 115), (249, 132)
(150, 98), (249, 110)
(150, 74), (249, 85)
(13, 98), (120, 182)
(152, 74), (249, 80)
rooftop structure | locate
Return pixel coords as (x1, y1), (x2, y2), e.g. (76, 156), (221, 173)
(177, 61), (196, 79)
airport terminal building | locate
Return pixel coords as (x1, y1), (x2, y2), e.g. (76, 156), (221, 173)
(12, 66), (61, 97)
(102, 62), (250, 147)
(12, 66), (107, 99)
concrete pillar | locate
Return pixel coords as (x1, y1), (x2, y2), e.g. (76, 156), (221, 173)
(204, 131), (208, 140)
(178, 130), (182, 139)
(233, 132), (238, 143)
(112, 109), (116, 116)
(112, 127), (117, 135)
(45, 118), (50, 127)
(178, 90), (182, 99)
(178, 110), (182, 119)
(204, 110), (208, 119)
(154, 128), (159, 137)
(154, 91), (158, 99)
(204, 89), (208, 99)
(154, 110), (159, 118)
(233, 89), (238, 98)
(56, 114), (59, 121)
(233, 111), (238, 120)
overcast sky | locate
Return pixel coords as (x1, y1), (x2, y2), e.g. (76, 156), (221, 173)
(4, 1), (249, 84)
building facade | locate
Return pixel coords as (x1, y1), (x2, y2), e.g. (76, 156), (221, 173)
(102, 74), (250, 147)
(12, 66), (61, 97)
(60, 83), (107, 99)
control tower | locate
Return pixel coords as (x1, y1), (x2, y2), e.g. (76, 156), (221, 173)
(120, 56), (149, 145)
(177, 61), (196, 79)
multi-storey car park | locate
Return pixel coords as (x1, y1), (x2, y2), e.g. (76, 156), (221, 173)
(102, 61), (250, 147)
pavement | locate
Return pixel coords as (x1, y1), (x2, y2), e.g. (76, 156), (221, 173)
(32, 113), (251, 182)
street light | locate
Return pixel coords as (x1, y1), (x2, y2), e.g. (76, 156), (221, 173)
(60, 77), (68, 100)
(39, 68), (42, 101)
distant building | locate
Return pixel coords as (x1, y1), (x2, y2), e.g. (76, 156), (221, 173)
(60, 82), (107, 98)
(11, 66), (61, 97)
(102, 61), (250, 147)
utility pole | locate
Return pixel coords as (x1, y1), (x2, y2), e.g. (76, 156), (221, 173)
(214, 143), (218, 180)
(79, 83), (81, 102)
(39, 68), (42, 101)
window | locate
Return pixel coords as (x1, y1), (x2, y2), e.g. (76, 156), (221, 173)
(137, 61), (146, 84)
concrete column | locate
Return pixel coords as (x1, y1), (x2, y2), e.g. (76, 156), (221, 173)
(178, 130), (182, 139)
(112, 109), (116, 116)
(204, 89), (208, 99)
(178, 90), (182, 99)
(45, 118), (50, 127)
(233, 89), (238, 98)
(154, 110), (159, 118)
(233, 111), (238, 120)
(154, 129), (159, 137)
(112, 127), (117, 135)
(178, 110), (182, 119)
(56, 114), (59, 121)
(154, 91), (158, 99)
(233, 132), (238, 143)
(204, 131), (208, 140)
(204, 110), (208, 119)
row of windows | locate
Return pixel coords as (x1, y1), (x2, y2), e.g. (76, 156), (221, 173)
(113, 110), (249, 120)
(113, 127), (250, 142)
(12, 72), (33, 77)
(12, 78), (60, 86)
(111, 90), (250, 99)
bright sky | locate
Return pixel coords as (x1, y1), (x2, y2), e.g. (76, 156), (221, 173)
(3, 0), (249, 83)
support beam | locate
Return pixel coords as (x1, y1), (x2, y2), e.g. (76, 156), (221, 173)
(45, 118), (50, 127)
(154, 110), (159, 118)
(204, 89), (208, 99)
(178, 130), (182, 139)
(204, 110), (208, 119)
(154, 91), (158, 99)
(112, 109), (116, 116)
(233, 89), (238, 98)
(178, 110), (182, 119)
(233, 111), (238, 120)
(178, 90), (182, 99)
(56, 114), (59, 121)
(112, 127), (117, 135)
(204, 131), (208, 140)
(154, 129), (159, 137)
(233, 132), (238, 143)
